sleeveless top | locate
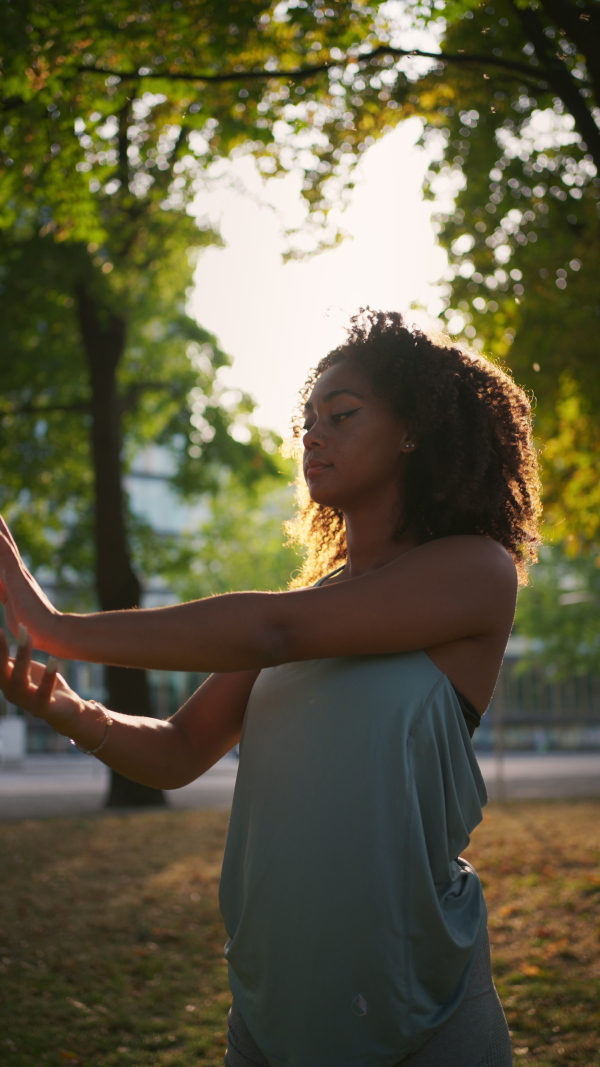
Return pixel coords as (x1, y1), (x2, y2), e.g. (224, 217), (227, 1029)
(219, 651), (488, 1067)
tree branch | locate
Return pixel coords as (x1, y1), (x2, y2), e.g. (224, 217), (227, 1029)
(149, 122), (189, 192)
(0, 400), (90, 420)
(537, 0), (600, 96)
(511, 0), (600, 170)
(3, 42), (589, 119)
(117, 97), (133, 190)
(0, 95), (26, 114)
(119, 380), (187, 416)
(76, 44), (564, 89)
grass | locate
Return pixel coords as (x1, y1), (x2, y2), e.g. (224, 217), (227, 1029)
(0, 801), (598, 1067)
(463, 801), (600, 1066)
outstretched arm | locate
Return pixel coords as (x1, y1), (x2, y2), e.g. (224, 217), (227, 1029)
(0, 628), (257, 789)
(0, 517), (517, 672)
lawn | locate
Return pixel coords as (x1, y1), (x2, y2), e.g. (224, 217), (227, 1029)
(0, 801), (598, 1067)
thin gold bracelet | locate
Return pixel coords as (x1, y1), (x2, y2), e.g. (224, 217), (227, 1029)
(70, 701), (113, 756)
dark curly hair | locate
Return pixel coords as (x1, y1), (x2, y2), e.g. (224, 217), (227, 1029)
(287, 309), (541, 587)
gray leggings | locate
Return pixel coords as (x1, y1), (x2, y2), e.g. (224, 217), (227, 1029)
(224, 932), (513, 1067)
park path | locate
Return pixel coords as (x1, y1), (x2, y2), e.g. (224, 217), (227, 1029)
(0, 750), (598, 820)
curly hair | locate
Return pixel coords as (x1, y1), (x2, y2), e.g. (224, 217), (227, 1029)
(287, 309), (541, 587)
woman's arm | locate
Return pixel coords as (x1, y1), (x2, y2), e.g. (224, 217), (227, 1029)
(0, 518), (517, 671)
(0, 629), (257, 789)
(91, 670), (257, 787)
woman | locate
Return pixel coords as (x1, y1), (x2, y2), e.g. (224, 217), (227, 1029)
(0, 311), (540, 1066)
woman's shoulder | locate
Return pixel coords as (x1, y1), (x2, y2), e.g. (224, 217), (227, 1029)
(405, 535), (518, 582)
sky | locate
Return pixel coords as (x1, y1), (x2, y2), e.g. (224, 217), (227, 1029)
(189, 117), (450, 439)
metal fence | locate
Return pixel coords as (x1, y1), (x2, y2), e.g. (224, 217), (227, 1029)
(474, 652), (600, 752)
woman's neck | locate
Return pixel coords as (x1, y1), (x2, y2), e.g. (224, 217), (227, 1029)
(342, 501), (418, 580)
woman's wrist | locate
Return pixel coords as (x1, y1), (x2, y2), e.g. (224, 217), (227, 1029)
(37, 608), (70, 658)
(69, 701), (112, 756)
(60, 697), (111, 753)
(44, 610), (119, 665)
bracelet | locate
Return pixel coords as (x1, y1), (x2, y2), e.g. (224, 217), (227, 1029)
(70, 701), (113, 756)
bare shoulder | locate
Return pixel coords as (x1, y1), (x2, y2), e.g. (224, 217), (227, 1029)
(276, 535), (518, 661)
(400, 535), (518, 584)
(384, 534), (518, 624)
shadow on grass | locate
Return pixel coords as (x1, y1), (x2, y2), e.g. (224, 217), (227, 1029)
(0, 801), (599, 1065)
(0, 810), (231, 1066)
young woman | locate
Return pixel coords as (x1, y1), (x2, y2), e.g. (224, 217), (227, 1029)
(0, 311), (540, 1067)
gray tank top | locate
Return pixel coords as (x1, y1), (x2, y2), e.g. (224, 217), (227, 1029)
(219, 650), (488, 1067)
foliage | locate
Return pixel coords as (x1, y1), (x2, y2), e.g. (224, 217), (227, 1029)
(0, 239), (300, 605)
(0, 0), (411, 254)
(2, 0), (599, 668)
(398, 0), (599, 544)
(380, 0), (600, 669)
(0, 801), (599, 1065)
(514, 543), (600, 678)
(0, 0), (420, 602)
(0, 226), (281, 592)
(4, 0), (597, 566)
(166, 475), (303, 600)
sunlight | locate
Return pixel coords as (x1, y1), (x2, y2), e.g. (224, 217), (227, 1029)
(190, 118), (448, 437)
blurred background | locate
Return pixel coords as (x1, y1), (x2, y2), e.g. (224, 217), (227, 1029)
(1, 0), (599, 806)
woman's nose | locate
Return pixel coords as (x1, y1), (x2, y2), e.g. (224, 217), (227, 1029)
(303, 422), (324, 450)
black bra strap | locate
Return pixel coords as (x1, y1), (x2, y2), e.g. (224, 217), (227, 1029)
(451, 685), (482, 737)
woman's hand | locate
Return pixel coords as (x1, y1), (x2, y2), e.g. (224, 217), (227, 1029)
(0, 516), (60, 649)
(0, 624), (256, 790)
(0, 627), (83, 737)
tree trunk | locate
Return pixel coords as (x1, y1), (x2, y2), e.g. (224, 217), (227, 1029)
(75, 281), (166, 808)
(104, 665), (167, 808)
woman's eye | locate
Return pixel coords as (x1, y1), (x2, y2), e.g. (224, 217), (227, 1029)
(332, 409), (358, 422)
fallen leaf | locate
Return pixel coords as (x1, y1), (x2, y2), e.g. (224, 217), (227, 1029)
(535, 926), (553, 938)
(68, 999), (91, 1014)
(544, 938), (570, 958)
(497, 904), (520, 918)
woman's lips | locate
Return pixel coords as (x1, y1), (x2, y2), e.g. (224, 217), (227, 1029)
(305, 461), (332, 477)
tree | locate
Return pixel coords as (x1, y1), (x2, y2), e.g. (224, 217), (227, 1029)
(392, 0), (599, 543)
(0, 224), (284, 804)
(0, 0), (412, 803)
(167, 477), (303, 601)
(3, 0), (597, 778)
(387, 0), (599, 663)
(514, 543), (600, 678)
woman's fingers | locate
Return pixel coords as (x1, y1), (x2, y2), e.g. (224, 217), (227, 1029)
(0, 628), (11, 687)
(0, 521), (62, 650)
(0, 530), (21, 581)
(1, 625), (41, 715)
(33, 658), (58, 716)
(0, 515), (20, 553)
(9, 624), (32, 698)
(0, 625), (76, 726)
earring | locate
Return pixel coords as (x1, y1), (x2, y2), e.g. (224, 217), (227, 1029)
(405, 442), (415, 450)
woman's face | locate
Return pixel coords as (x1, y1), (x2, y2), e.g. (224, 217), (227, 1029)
(302, 361), (413, 511)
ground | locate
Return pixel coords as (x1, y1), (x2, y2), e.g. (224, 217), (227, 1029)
(0, 801), (598, 1066)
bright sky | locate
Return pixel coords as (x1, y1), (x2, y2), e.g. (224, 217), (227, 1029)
(190, 117), (449, 438)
